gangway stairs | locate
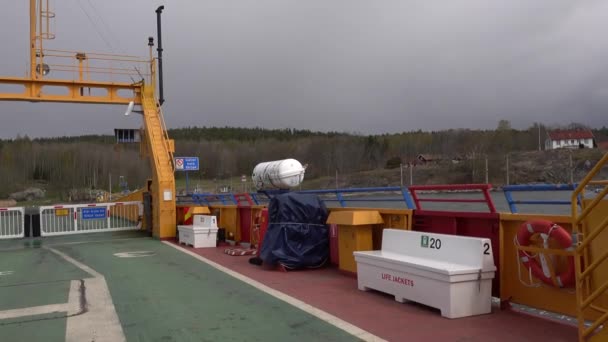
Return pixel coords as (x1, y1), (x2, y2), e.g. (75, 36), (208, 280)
(140, 85), (176, 238)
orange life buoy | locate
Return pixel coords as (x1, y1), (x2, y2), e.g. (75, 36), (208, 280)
(516, 220), (575, 288)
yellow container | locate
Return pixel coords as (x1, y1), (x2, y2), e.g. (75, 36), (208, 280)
(327, 210), (384, 274)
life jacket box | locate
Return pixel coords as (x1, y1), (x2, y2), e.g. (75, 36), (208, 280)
(192, 215), (218, 229)
(354, 229), (496, 319)
(178, 225), (218, 248)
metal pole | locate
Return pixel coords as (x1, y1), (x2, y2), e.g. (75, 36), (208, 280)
(30, 0), (37, 80)
(409, 164), (413, 185)
(335, 169), (338, 189)
(485, 157), (489, 184)
(37, 0), (43, 78)
(186, 171), (189, 194)
(570, 153), (574, 184)
(400, 163), (403, 187)
(506, 154), (510, 185)
(109, 173), (112, 201)
(155, 5), (165, 105)
(538, 122), (540, 151)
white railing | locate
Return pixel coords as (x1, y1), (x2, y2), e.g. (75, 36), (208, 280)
(39, 201), (142, 236)
(0, 207), (25, 239)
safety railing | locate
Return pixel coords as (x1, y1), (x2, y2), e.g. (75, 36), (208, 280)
(191, 193), (238, 206)
(571, 152), (608, 341)
(295, 187), (415, 209)
(0, 207), (25, 239)
(503, 184), (582, 213)
(408, 184), (496, 212)
(39, 201), (142, 236)
(140, 86), (174, 174)
(155, 96), (174, 171)
(42, 49), (153, 85)
(183, 187), (416, 209)
(249, 192), (267, 205)
(233, 193), (255, 206)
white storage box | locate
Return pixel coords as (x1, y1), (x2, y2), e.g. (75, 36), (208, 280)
(178, 225), (218, 248)
(192, 215), (218, 228)
(354, 229), (496, 319)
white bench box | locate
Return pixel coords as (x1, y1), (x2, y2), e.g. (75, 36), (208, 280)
(354, 229), (496, 319)
(177, 225), (218, 248)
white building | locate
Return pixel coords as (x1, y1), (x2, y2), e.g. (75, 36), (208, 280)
(545, 129), (595, 150)
(114, 128), (141, 143)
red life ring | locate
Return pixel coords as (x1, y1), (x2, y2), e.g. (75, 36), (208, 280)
(516, 220), (575, 288)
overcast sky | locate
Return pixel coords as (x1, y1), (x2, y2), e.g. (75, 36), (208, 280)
(0, 0), (607, 138)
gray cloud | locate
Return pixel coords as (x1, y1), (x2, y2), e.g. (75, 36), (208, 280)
(0, 0), (607, 138)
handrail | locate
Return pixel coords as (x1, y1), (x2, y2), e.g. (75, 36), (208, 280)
(574, 186), (608, 226)
(182, 186), (416, 209)
(571, 153), (608, 216)
(233, 193), (255, 206)
(156, 99), (174, 171)
(502, 184), (581, 213)
(140, 84), (173, 173)
(295, 186), (415, 209)
(45, 49), (147, 59)
(140, 91), (162, 175)
(191, 193), (238, 206)
(408, 184), (496, 213)
(570, 152), (608, 341)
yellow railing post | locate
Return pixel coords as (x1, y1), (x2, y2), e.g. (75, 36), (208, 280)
(572, 152), (608, 341)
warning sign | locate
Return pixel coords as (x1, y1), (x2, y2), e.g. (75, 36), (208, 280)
(175, 158), (184, 169)
(55, 208), (69, 216)
(174, 157), (199, 171)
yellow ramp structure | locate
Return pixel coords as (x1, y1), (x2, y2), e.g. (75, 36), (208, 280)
(141, 85), (176, 239)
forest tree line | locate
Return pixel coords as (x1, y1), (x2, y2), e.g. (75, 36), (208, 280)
(0, 122), (606, 198)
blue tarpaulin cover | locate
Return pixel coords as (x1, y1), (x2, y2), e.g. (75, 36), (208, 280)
(259, 192), (329, 269)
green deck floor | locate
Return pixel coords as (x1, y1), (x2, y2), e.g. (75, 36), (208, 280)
(0, 231), (359, 342)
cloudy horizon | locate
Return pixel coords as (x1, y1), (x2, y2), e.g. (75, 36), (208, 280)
(1, 0), (607, 138)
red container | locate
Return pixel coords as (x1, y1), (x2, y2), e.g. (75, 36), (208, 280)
(239, 207), (252, 243)
(329, 224), (339, 266)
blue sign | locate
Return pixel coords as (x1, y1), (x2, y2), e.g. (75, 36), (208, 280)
(82, 207), (107, 220)
(174, 157), (199, 171)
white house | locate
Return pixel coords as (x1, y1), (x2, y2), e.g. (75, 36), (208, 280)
(545, 129), (595, 150)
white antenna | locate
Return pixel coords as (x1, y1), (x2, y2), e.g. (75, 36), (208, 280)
(124, 101), (134, 116)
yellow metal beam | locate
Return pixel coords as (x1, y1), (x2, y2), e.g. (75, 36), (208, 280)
(0, 76), (141, 105)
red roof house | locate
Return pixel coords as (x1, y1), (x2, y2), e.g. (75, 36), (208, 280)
(545, 129), (595, 150)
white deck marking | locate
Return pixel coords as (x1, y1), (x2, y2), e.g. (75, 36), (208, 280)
(65, 278), (126, 342)
(0, 303), (70, 320)
(113, 251), (156, 258)
(47, 237), (145, 247)
(44, 247), (126, 342)
(0, 271), (14, 276)
(0, 280), (81, 320)
(163, 241), (387, 342)
(45, 247), (102, 278)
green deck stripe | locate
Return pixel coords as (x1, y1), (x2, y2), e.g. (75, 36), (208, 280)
(56, 237), (359, 341)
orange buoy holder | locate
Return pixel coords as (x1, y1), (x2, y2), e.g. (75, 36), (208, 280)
(515, 220), (576, 288)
